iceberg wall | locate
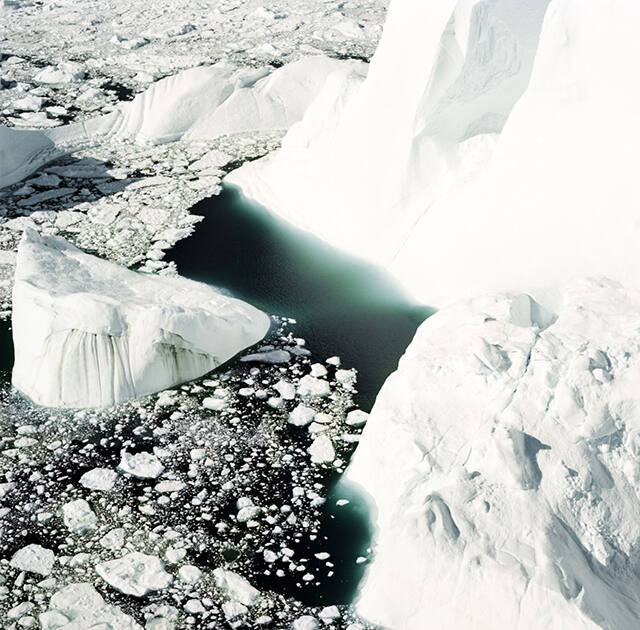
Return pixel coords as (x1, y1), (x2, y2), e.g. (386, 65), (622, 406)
(347, 279), (640, 629)
(12, 230), (270, 408)
(229, 0), (640, 308)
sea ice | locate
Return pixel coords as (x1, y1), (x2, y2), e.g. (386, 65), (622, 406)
(10, 544), (55, 576)
(96, 552), (173, 597)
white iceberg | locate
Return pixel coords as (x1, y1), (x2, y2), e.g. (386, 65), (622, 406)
(105, 56), (365, 145)
(12, 229), (270, 408)
(347, 279), (640, 629)
(229, 0), (640, 307)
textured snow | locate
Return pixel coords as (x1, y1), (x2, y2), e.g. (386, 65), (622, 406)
(11, 229), (270, 407)
(230, 0), (640, 308)
(348, 279), (640, 629)
(96, 552), (173, 597)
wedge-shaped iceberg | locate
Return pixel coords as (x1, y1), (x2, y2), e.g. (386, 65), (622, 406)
(12, 230), (270, 408)
(347, 279), (640, 630)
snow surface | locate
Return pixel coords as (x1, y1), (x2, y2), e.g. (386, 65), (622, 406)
(230, 0), (640, 308)
(11, 229), (270, 407)
(347, 279), (640, 629)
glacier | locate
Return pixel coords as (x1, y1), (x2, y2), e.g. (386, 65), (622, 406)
(12, 229), (270, 408)
(347, 279), (640, 629)
(229, 0), (640, 308)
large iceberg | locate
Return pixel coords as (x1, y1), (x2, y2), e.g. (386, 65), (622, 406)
(12, 229), (270, 408)
(347, 279), (640, 629)
(229, 0), (640, 307)
(104, 56), (366, 145)
(0, 56), (361, 188)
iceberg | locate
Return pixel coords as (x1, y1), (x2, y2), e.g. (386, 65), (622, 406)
(0, 56), (361, 188)
(104, 56), (366, 145)
(229, 0), (640, 307)
(347, 279), (640, 629)
(12, 229), (270, 408)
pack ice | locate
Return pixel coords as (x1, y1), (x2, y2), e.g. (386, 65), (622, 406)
(347, 279), (640, 629)
(229, 0), (640, 307)
(12, 229), (270, 408)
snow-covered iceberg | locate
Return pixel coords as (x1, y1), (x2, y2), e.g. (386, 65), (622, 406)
(229, 0), (640, 307)
(347, 278), (640, 629)
(12, 229), (270, 408)
(104, 56), (366, 145)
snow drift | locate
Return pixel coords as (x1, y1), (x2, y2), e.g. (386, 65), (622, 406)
(347, 278), (640, 630)
(12, 230), (269, 408)
(229, 0), (640, 307)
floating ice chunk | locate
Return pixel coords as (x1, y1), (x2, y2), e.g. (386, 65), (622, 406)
(35, 62), (86, 84)
(292, 616), (320, 630)
(12, 230), (270, 408)
(62, 499), (97, 534)
(288, 404), (316, 427)
(297, 375), (330, 398)
(213, 568), (260, 606)
(118, 451), (164, 479)
(345, 410), (368, 427)
(96, 552), (173, 597)
(45, 582), (142, 629)
(309, 363), (328, 377)
(241, 350), (291, 364)
(100, 528), (126, 550)
(79, 467), (117, 491)
(274, 379), (295, 400)
(10, 545), (55, 576)
(308, 435), (335, 464)
(178, 565), (202, 584)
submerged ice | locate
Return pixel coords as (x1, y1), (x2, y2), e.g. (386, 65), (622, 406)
(12, 229), (269, 407)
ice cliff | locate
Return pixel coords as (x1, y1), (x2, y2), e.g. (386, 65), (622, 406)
(12, 230), (269, 408)
(229, 0), (640, 307)
(347, 279), (640, 630)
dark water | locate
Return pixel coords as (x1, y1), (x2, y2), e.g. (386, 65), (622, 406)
(166, 185), (433, 605)
(0, 319), (14, 379)
(0, 185), (431, 608)
(167, 185), (432, 412)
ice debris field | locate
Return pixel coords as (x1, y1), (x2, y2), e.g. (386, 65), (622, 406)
(2, 0), (640, 628)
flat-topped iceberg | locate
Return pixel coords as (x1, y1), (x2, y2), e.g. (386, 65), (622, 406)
(347, 278), (640, 629)
(12, 229), (270, 408)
